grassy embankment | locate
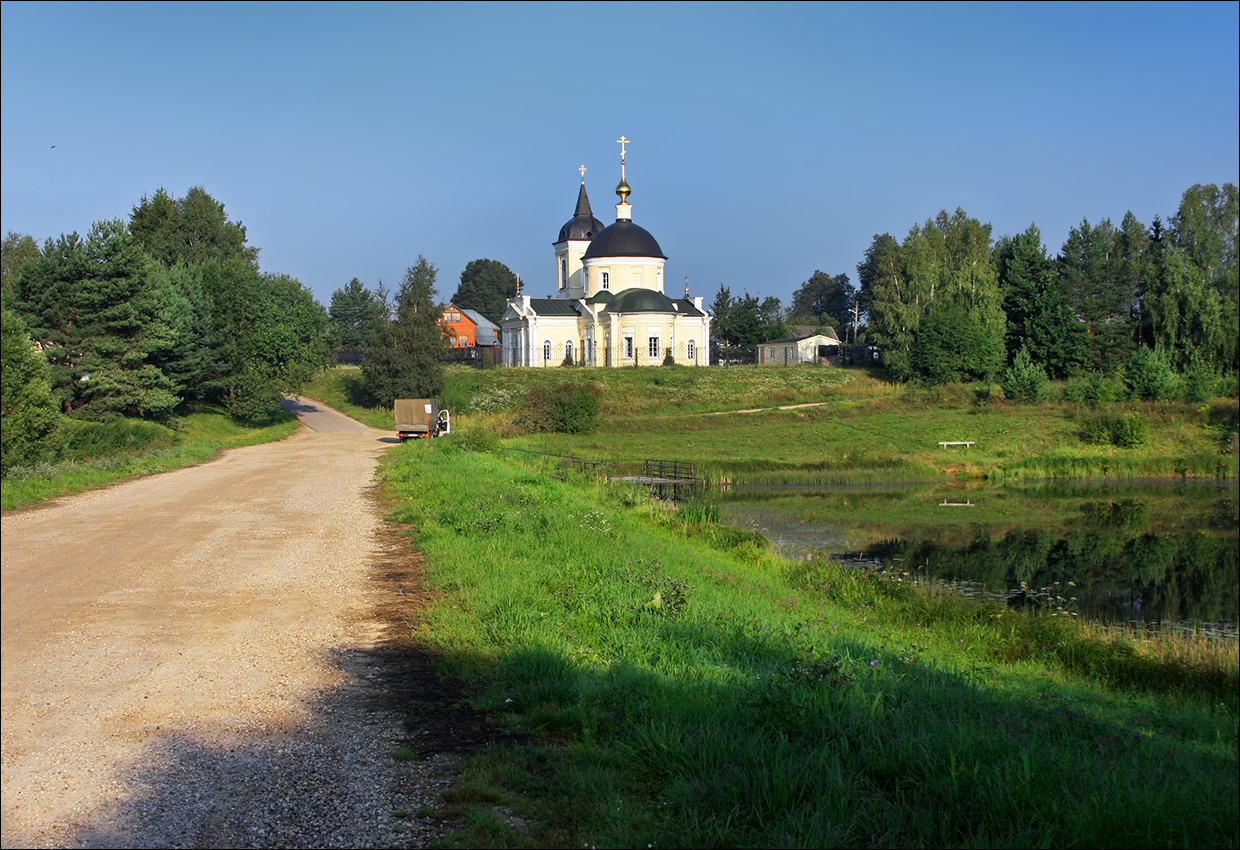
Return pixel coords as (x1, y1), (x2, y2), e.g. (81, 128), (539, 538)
(307, 364), (1239, 484)
(379, 439), (1238, 848)
(0, 405), (300, 511)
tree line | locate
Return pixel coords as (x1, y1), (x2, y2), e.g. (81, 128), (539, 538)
(1, 187), (333, 474)
(708, 183), (1236, 387)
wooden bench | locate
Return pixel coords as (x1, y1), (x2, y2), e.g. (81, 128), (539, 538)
(938, 441), (974, 449)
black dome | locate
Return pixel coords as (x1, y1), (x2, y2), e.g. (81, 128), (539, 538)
(581, 219), (667, 260)
(556, 182), (606, 243)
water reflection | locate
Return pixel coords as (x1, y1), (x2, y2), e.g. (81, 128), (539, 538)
(719, 481), (1238, 632)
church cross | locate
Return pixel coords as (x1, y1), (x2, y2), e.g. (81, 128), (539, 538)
(616, 135), (630, 161)
(579, 164), (587, 181)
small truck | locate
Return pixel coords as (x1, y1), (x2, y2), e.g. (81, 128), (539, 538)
(394, 398), (451, 442)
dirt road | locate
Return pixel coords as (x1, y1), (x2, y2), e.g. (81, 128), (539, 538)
(1, 398), (456, 848)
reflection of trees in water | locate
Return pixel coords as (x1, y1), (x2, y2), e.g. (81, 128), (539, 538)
(864, 501), (1238, 626)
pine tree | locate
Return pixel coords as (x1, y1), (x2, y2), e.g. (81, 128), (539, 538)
(14, 221), (180, 418)
(1, 307), (61, 474)
(995, 224), (1085, 378)
(329, 278), (381, 348)
(1058, 218), (1133, 373)
(362, 256), (447, 407)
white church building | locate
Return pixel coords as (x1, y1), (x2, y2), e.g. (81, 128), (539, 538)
(502, 138), (712, 367)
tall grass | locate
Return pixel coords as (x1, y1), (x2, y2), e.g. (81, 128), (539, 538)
(381, 444), (1238, 849)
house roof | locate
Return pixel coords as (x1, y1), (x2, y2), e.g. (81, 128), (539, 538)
(461, 309), (500, 345)
(460, 309), (498, 331)
(761, 332), (841, 346)
(526, 298), (583, 317)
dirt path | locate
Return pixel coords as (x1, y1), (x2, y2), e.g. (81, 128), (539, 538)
(1, 398), (462, 848)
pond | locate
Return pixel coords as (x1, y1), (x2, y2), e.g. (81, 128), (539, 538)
(718, 480), (1239, 634)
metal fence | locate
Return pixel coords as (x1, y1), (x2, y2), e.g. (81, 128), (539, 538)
(501, 448), (702, 500)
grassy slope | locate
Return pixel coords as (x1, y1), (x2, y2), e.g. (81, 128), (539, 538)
(0, 407), (300, 511)
(313, 364), (1238, 482)
(381, 440), (1239, 849)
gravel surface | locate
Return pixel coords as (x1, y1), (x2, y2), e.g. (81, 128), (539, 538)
(1, 399), (464, 849)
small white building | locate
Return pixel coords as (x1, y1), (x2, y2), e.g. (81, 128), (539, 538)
(757, 332), (841, 366)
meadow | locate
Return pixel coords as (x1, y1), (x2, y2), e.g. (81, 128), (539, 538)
(380, 438), (1238, 848)
(302, 363), (1239, 484)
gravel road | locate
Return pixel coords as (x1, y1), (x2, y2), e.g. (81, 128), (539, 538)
(1, 398), (460, 849)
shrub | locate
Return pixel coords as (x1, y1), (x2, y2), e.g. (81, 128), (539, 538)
(519, 384), (600, 434)
(1002, 347), (1048, 402)
(1125, 345), (1182, 401)
(60, 418), (179, 460)
(1085, 370), (1122, 403)
(1183, 362), (1214, 404)
(1079, 410), (1148, 448)
(448, 428), (500, 453)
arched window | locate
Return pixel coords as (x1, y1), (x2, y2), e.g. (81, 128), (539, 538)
(686, 339), (697, 362)
(560, 259), (567, 291)
(601, 271), (610, 290)
(543, 340), (552, 364)
(564, 339), (574, 364)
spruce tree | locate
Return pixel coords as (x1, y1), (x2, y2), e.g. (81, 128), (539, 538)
(362, 256), (446, 407)
(1, 307), (61, 474)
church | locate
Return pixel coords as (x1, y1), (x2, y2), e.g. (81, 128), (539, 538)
(501, 138), (712, 367)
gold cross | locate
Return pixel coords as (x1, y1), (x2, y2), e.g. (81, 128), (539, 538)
(579, 164), (587, 181)
(616, 135), (630, 160)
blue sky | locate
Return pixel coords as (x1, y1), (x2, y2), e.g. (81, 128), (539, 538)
(2, 1), (1237, 311)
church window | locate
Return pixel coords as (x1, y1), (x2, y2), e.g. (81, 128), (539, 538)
(601, 271), (610, 290)
(560, 259), (567, 291)
(542, 340), (552, 364)
(648, 336), (660, 359)
(623, 335), (634, 360)
(564, 339), (574, 364)
(687, 339), (696, 362)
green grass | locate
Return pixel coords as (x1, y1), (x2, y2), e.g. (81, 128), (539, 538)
(381, 443), (1239, 848)
(306, 365), (1237, 483)
(1, 405), (300, 511)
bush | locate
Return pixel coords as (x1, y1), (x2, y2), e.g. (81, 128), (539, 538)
(1079, 411), (1148, 448)
(1002, 347), (1048, 402)
(1183, 362), (1214, 404)
(61, 418), (179, 460)
(447, 428), (500, 453)
(1062, 371), (1121, 404)
(1125, 345), (1182, 401)
(520, 384), (600, 434)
